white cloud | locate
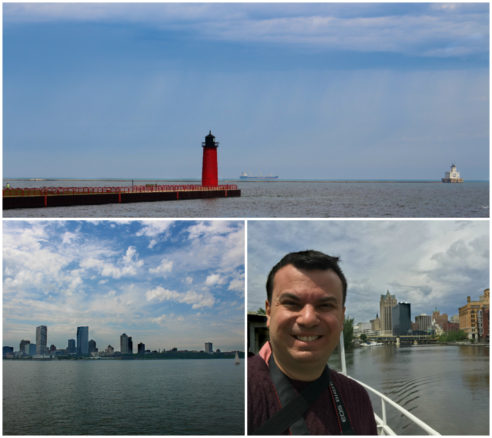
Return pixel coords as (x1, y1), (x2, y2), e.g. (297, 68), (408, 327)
(205, 273), (225, 286)
(146, 286), (215, 309)
(149, 259), (174, 275)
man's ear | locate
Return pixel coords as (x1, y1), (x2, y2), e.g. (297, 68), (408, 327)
(265, 300), (271, 328)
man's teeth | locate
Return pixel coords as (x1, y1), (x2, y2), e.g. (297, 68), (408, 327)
(296, 336), (320, 342)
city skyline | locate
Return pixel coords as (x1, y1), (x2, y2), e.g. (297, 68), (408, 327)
(3, 220), (245, 351)
(7, 323), (231, 355)
(4, 3), (489, 180)
(247, 220), (489, 323)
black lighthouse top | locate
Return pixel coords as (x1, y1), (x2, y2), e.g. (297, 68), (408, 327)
(202, 130), (219, 149)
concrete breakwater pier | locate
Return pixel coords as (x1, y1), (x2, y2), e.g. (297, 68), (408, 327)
(3, 184), (240, 209)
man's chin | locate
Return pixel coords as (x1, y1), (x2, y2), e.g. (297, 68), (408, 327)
(289, 348), (327, 363)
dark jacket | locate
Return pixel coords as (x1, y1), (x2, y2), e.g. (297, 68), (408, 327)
(248, 354), (378, 435)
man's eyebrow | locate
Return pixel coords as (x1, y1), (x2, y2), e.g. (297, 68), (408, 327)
(318, 296), (339, 304)
(277, 293), (300, 301)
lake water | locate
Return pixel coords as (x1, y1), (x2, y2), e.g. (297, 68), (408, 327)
(3, 359), (244, 435)
(3, 180), (488, 218)
(329, 344), (489, 435)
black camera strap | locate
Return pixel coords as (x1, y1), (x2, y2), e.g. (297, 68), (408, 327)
(253, 355), (354, 435)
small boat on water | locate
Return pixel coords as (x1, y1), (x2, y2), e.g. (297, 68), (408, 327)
(441, 164), (463, 183)
(234, 351), (240, 365)
(361, 341), (383, 347)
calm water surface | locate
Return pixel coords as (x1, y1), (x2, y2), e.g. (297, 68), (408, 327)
(329, 344), (489, 435)
(3, 180), (488, 218)
(3, 359), (244, 435)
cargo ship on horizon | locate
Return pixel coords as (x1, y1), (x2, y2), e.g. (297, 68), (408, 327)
(240, 171), (279, 181)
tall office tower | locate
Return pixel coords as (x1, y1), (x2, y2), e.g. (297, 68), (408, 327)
(138, 343), (145, 355)
(67, 339), (76, 353)
(77, 326), (89, 355)
(380, 291), (397, 336)
(204, 342), (213, 353)
(128, 337), (133, 354)
(36, 325), (47, 355)
(121, 333), (129, 354)
(392, 302), (411, 336)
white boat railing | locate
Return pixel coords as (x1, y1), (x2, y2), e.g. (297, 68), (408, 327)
(338, 333), (441, 436)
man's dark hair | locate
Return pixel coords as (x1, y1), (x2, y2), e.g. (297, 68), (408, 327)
(266, 250), (347, 304)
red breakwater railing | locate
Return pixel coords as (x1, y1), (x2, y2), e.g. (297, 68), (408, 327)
(3, 184), (238, 197)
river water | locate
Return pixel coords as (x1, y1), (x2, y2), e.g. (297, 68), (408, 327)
(3, 359), (244, 435)
(329, 344), (489, 435)
(3, 179), (488, 218)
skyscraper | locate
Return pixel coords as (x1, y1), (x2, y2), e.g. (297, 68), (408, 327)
(77, 326), (89, 355)
(392, 302), (411, 336)
(36, 325), (47, 355)
(120, 333), (133, 354)
(380, 291), (397, 336)
(204, 342), (213, 353)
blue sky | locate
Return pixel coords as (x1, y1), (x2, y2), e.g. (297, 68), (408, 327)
(3, 220), (244, 352)
(248, 220), (489, 324)
(3, 3), (489, 180)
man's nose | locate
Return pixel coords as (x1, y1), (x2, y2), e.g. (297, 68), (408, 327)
(297, 304), (319, 327)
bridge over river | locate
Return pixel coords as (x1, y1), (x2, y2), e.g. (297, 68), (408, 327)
(366, 334), (439, 345)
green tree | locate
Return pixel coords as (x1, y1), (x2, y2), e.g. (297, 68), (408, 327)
(360, 333), (367, 343)
(256, 307), (266, 315)
(343, 317), (354, 349)
(439, 329), (468, 343)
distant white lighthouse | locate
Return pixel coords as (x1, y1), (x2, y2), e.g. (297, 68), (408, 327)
(442, 164), (463, 183)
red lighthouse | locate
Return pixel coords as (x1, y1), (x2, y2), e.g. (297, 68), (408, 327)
(201, 130), (219, 187)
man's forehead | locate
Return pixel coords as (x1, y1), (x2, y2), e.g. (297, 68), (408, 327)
(272, 265), (343, 296)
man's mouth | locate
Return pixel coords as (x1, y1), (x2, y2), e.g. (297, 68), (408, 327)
(294, 335), (321, 342)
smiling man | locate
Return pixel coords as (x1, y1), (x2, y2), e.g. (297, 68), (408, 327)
(248, 250), (377, 435)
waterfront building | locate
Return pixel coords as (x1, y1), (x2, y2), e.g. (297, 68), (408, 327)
(20, 339), (31, 355)
(77, 326), (89, 355)
(67, 339), (76, 353)
(392, 303), (411, 336)
(138, 343), (145, 355)
(354, 322), (371, 336)
(36, 325), (47, 355)
(370, 315), (380, 334)
(106, 345), (114, 354)
(3, 346), (14, 357)
(89, 339), (98, 353)
(415, 314), (432, 333)
(380, 291), (397, 336)
(459, 289), (489, 341)
(477, 308), (489, 343)
(120, 333), (133, 354)
(204, 342), (213, 353)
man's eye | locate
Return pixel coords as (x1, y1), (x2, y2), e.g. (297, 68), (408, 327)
(318, 303), (335, 310)
(282, 301), (300, 309)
